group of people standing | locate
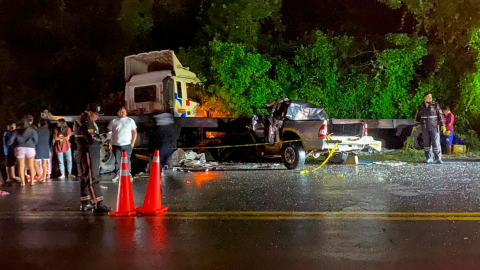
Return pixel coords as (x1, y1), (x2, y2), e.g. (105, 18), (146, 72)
(73, 103), (172, 213)
(2, 115), (73, 187)
(1, 102), (172, 214)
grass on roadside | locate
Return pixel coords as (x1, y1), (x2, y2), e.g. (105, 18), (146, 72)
(358, 149), (425, 163)
(305, 149), (425, 163)
(306, 148), (480, 164)
(360, 148), (480, 162)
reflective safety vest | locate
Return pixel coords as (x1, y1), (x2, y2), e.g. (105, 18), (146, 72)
(415, 102), (445, 128)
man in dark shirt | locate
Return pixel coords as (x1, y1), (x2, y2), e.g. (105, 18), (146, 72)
(415, 93), (446, 164)
(2, 121), (18, 186)
(149, 112), (176, 169)
(74, 103), (111, 213)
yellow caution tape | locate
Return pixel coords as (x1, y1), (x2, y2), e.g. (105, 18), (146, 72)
(300, 142), (339, 174)
(175, 133), (336, 150)
(177, 138), (303, 150)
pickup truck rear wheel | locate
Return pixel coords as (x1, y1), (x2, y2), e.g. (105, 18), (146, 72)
(328, 152), (348, 164)
(281, 143), (306, 170)
(210, 146), (232, 162)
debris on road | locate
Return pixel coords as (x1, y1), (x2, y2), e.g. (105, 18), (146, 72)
(214, 162), (283, 171)
(355, 146), (396, 156)
(373, 161), (408, 166)
(358, 161), (374, 165)
(171, 149), (214, 172)
(169, 149), (285, 172)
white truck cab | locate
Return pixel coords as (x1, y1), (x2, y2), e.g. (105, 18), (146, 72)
(124, 50), (206, 117)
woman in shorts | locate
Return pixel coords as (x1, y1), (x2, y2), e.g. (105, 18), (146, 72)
(9, 115), (38, 186)
(34, 119), (51, 182)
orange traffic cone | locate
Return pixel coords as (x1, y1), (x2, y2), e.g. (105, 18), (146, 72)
(136, 150), (168, 215)
(109, 151), (137, 217)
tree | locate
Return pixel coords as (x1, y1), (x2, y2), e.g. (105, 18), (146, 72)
(196, 0), (283, 49)
(378, 0), (480, 100)
(208, 40), (282, 116)
(371, 34), (428, 118)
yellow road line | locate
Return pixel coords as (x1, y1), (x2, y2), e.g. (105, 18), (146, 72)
(161, 216), (480, 221)
(3, 211), (480, 221)
(160, 212), (480, 221)
(164, 211), (480, 217)
(161, 212), (480, 221)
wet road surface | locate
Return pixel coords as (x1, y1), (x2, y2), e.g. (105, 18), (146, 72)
(2, 161), (480, 269)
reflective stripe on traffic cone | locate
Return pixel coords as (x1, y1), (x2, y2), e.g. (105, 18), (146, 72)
(135, 150), (168, 215)
(108, 151), (137, 217)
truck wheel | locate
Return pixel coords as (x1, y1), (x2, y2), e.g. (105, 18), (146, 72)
(328, 152), (348, 164)
(210, 146), (232, 162)
(100, 145), (115, 174)
(281, 143), (306, 170)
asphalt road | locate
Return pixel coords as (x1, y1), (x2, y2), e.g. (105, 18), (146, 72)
(1, 161), (480, 269)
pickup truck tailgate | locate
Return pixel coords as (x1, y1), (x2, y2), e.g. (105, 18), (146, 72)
(283, 119), (381, 152)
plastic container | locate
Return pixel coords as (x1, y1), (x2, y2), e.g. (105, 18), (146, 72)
(453, 144), (467, 154)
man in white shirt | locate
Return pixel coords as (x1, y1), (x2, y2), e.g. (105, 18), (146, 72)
(108, 107), (137, 182)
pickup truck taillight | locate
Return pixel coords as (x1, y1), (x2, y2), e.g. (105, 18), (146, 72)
(318, 124), (328, 139)
(364, 123), (368, 136)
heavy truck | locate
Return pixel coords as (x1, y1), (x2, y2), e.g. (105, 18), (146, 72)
(42, 50), (413, 172)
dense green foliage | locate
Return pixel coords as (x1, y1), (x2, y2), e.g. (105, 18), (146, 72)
(371, 34), (428, 118)
(209, 40), (282, 116)
(455, 29), (480, 138)
(379, 0), (480, 83)
(184, 30), (430, 119)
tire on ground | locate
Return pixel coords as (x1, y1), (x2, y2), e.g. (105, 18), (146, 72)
(328, 152), (348, 164)
(281, 143), (306, 170)
(210, 146), (233, 162)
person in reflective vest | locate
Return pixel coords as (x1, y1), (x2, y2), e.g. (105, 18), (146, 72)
(74, 103), (111, 213)
(414, 93), (446, 164)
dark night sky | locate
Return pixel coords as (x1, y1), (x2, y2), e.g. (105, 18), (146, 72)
(283, 0), (410, 38)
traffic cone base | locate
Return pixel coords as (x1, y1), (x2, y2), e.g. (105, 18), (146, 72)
(135, 206), (168, 215)
(109, 152), (137, 217)
(135, 150), (168, 216)
(108, 210), (137, 217)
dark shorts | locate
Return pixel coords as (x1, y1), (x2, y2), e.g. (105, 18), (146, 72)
(5, 152), (16, 167)
(441, 131), (454, 146)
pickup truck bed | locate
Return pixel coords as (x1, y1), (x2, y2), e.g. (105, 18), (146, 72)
(283, 119), (382, 154)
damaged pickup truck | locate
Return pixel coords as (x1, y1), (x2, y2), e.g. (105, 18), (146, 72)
(209, 99), (382, 170)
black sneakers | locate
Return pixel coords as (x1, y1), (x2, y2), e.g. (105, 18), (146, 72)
(93, 202), (111, 214)
(80, 201), (111, 213)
